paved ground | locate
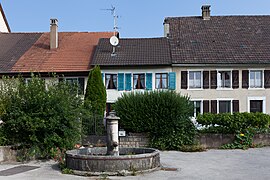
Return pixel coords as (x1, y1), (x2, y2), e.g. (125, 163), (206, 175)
(0, 147), (269, 180)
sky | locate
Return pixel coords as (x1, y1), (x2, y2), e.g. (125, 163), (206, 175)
(2, 0), (270, 38)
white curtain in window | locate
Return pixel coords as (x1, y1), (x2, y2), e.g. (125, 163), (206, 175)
(105, 75), (110, 88)
(255, 71), (262, 87)
(162, 78), (167, 88)
(156, 74), (161, 89)
(133, 75), (138, 89)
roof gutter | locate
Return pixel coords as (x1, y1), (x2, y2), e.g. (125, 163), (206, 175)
(172, 63), (270, 68)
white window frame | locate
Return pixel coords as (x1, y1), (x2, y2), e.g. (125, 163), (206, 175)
(216, 69), (232, 89)
(133, 73), (146, 90)
(155, 73), (169, 89)
(247, 97), (266, 113)
(191, 99), (203, 118)
(105, 73), (118, 90)
(248, 69), (264, 89)
(63, 77), (85, 95)
(217, 98), (233, 114)
(187, 70), (203, 90)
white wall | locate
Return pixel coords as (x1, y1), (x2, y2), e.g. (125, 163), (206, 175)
(102, 67), (172, 103)
(0, 10), (9, 32)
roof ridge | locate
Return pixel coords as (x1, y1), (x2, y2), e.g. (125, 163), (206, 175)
(165, 15), (270, 19)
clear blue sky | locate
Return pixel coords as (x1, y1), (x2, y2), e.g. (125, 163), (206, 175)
(2, 0), (270, 38)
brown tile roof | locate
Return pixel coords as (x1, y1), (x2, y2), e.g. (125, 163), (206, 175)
(0, 33), (42, 73)
(0, 3), (11, 32)
(8, 32), (113, 72)
(165, 16), (270, 64)
(92, 38), (171, 66)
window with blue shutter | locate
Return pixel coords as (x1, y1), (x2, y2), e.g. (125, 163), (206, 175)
(125, 73), (132, 91)
(169, 72), (176, 90)
(101, 73), (104, 85)
(146, 73), (152, 90)
(118, 73), (124, 91)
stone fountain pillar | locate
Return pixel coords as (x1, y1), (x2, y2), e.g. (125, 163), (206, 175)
(106, 111), (120, 156)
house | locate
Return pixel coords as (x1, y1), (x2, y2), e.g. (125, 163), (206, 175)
(0, 3), (10, 32)
(164, 5), (270, 116)
(91, 37), (175, 112)
(0, 17), (113, 94)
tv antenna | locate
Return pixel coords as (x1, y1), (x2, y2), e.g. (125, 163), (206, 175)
(101, 6), (119, 55)
(101, 5), (118, 36)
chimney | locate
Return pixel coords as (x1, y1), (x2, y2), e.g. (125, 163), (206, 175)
(50, 19), (58, 49)
(201, 5), (211, 20)
(163, 19), (169, 37)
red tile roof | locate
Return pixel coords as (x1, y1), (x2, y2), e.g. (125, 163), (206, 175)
(11, 32), (113, 72)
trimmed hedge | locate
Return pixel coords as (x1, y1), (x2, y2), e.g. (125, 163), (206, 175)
(114, 91), (196, 150)
(197, 112), (270, 133)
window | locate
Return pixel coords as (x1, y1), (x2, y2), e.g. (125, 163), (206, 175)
(155, 73), (168, 89)
(65, 77), (85, 95)
(105, 74), (117, 89)
(250, 100), (263, 113)
(106, 103), (114, 116)
(218, 100), (231, 113)
(217, 71), (231, 88)
(192, 101), (202, 117)
(133, 74), (145, 89)
(250, 70), (263, 88)
(189, 71), (202, 89)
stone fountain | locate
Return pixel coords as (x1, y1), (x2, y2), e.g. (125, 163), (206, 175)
(65, 111), (160, 176)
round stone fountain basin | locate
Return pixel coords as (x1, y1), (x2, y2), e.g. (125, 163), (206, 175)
(66, 147), (160, 176)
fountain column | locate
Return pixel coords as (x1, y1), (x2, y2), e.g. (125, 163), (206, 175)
(106, 111), (120, 156)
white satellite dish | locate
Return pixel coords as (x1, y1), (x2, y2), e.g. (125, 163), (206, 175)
(110, 36), (119, 46)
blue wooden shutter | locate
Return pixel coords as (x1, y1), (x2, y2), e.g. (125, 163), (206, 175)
(125, 73), (132, 91)
(146, 73), (152, 90)
(118, 73), (124, 91)
(169, 72), (176, 90)
(101, 73), (104, 85)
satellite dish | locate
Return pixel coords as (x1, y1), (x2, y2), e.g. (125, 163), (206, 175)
(110, 36), (119, 46)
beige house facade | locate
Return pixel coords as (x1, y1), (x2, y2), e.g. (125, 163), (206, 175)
(165, 5), (270, 116)
(173, 66), (270, 116)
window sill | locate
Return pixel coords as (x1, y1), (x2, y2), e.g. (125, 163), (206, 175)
(216, 88), (233, 91)
(248, 87), (265, 90)
(187, 88), (203, 91)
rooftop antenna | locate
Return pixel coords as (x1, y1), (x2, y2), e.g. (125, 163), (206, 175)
(102, 6), (119, 55)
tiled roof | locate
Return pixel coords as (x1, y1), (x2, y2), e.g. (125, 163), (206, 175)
(92, 38), (171, 66)
(12, 32), (113, 72)
(0, 32), (113, 73)
(165, 16), (270, 64)
(0, 33), (41, 72)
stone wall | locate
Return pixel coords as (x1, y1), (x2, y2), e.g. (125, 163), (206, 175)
(83, 133), (149, 148)
(84, 133), (270, 149)
(0, 146), (17, 162)
(119, 133), (149, 147)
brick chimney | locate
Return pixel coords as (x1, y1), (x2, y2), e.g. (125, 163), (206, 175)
(50, 19), (58, 49)
(201, 5), (211, 20)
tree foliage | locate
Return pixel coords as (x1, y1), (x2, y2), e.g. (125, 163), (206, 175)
(114, 91), (196, 150)
(84, 66), (106, 116)
(0, 75), (84, 158)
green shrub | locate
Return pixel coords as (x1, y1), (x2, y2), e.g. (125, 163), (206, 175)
(197, 112), (270, 133)
(114, 91), (196, 150)
(0, 75), (85, 158)
(84, 65), (106, 116)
